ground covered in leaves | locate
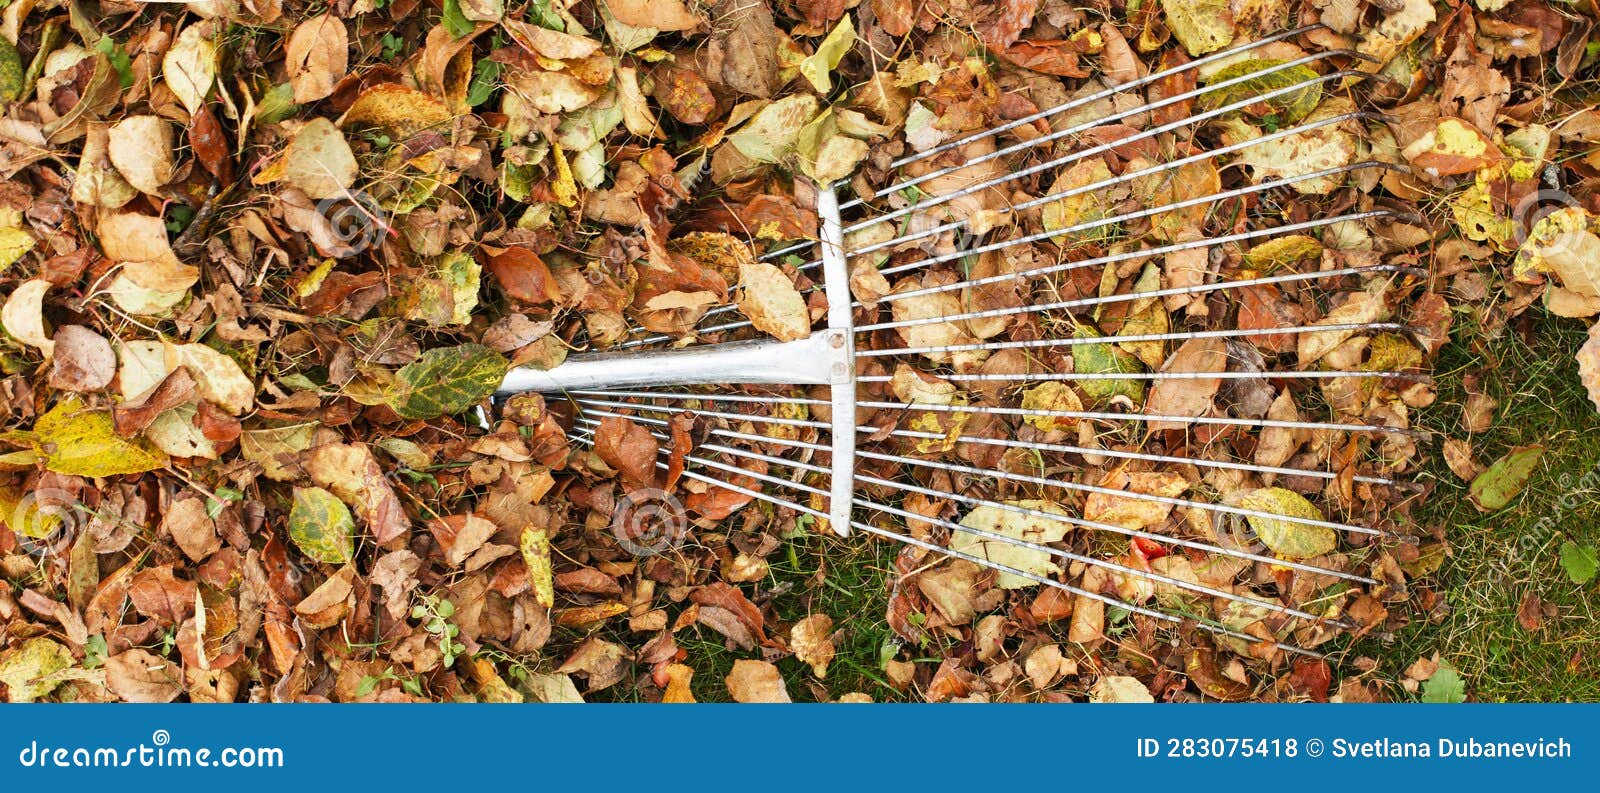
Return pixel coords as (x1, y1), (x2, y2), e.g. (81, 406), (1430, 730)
(1, 0), (1598, 702)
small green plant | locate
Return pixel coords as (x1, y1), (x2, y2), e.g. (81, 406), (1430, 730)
(412, 594), (465, 668)
(356, 665), (424, 697)
(379, 32), (404, 63)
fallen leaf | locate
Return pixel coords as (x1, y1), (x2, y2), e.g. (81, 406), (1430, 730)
(290, 486), (356, 564)
(1238, 487), (1336, 560)
(252, 118), (359, 200)
(286, 14), (348, 104)
(107, 116), (177, 195)
(1469, 445), (1544, 512)
(32, 395), (168, 476)
(3, 278), (53, 356)
(790, 614), (835, 678)
(1090, 675), (1155, 703)
(105, 648), (182, 702)
(0, 638), (73, 702)
(737, 261), (811, 341)
(799, 16), (855, 93)
(388, 344), (508, 419)
(163, 495), (220, 562)
(950, 501), (1073, 589)
(725, 659), (790, 702)
(163, 23), (218, 116)
(48, 325), (116, 392)
(306, 442), (408, 544)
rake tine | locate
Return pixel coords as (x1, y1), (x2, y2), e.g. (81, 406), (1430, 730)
(579, 399), (1401, 505)
(859, 371), (1427, 383)
(856, 446), (1391, 538)
(571, 384), (1415, 435)
(854, 401), (1418, 437)
(851, 523), (1325, 658)
(860, 321), (1413, 358)
(853, 112), (1385, 261)
(572, 399), (1393, 483)
(568, 426), (1328, 656)
(838, 69), (1381, 240)
(848, 488), (1352, 625)
(572, 390), (828, 406)
(861, 264), (1425, 332)
(879, 426), (1395, 485)
(570, 417), (1377, 582)
(619, 210), (1396, 347)
(874, 161), (1395, 281)
(884, 23), (1332, 172)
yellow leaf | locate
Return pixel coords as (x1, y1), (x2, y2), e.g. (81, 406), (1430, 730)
(799, 16), (855, 93)
(0, 225), (35, 273)
(32, 396), (168, 477)
(520, 526), (555, 608)
(550, 143), (578, 208)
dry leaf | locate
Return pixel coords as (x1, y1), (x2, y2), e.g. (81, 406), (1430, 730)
(107, 116), (177, 195)
(286, 14), (348, 104)
(737, 261), (811, 341)
(725, 659), (791, 702)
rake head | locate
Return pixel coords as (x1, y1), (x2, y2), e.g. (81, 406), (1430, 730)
(497, 25), (1432, 660)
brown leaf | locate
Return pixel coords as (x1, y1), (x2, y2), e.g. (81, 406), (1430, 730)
(691, 582), (768, 643)
(286, 13), (348, 104)
(114, 367), (197, 436)
(1144, 336), (1226, 429)
(1517, 591), (1545, 632)
(486, 246), (562, 306)
(105, 649), (182, 702)
(607, 0), (703, 30)
(48, 325), (115, 392)
(162, 495), (220, 562)
(593, 415), (659, 488)
(725, 659), (790, 702)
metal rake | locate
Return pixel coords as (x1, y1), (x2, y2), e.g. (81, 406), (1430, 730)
(495, 25), (1427, 659)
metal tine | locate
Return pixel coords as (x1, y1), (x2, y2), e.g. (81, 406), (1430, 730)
(865, 371), (1425, 383)
(829, 69), (1379, 245)
(572, 397), (1394, 484)
(567, 424), (1338, 650)
(584, 417), (1347, 625)
(639, 124), (1387, 342)
(855, 401), (1416, 437)
(860, 263), (1425, 333)
(841, 110), (1387, 267)
(576, 401), (1399, 507)
(628, 182), (1394, 350)
(616, 66), (1385, 345)
(863, 321), (1411, 358)
(883, 23), (1329, 173)
(873, 161), (1394, 282)
(854, 523), (1325, 658)
(570, 384), (1417, 436)
(569, 414), (1377, 581)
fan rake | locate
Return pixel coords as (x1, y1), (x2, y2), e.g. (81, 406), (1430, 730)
(497, 25), (1429, 659)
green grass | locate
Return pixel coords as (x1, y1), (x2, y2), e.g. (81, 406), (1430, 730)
(1355, 308), (1600, 701)
(679, 530), (905, 702)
